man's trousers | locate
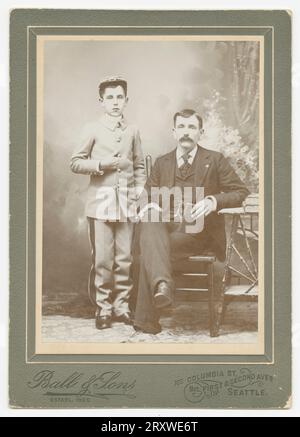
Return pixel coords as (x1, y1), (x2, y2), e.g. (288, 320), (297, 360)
(133, 221), (212, 332)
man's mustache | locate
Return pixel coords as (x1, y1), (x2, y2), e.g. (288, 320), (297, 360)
(179, 136), (193, 142)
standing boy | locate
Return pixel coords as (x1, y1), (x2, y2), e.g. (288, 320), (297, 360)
(70, 76), (145, 329)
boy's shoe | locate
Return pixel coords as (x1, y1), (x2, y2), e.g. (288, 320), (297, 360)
(95, 315), (111, 330)
(113, 313), (133, 325)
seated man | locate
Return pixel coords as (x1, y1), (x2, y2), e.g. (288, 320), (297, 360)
(133, 108), (250, 334)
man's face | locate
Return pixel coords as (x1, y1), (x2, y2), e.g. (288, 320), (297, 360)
(173, 114), (203, 149)
(100, 85), (128, 117)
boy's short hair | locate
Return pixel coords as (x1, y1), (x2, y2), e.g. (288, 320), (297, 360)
(173, 109), (203, 129)
(98, 76), (127, 98)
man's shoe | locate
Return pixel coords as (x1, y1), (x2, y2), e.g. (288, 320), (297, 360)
(95, 315), (111, 330)
(154, 281), (173, 309)
(133, 323), (162, 335)
(113, 313), (133, 325)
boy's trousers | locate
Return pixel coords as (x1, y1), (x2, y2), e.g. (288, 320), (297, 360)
(88, 218), (134, 317)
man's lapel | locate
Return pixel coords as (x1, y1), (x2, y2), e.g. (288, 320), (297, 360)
(161, 149), (177, 187)
(194, 145), (211, 187)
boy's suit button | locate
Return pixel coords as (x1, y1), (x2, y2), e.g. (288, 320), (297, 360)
(117, 168), (121, 172)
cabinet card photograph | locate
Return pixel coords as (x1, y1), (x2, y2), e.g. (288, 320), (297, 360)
(9, 9), (291, 409)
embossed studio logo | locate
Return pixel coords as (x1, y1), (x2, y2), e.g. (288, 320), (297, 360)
(184, 382), (205, 403)
(27, 370), (136, 401)
(175, 368), (274, 404)
(184, 379), (222, 403)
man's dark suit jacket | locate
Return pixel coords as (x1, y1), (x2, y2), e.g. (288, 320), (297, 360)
(145, 145), (250, 261)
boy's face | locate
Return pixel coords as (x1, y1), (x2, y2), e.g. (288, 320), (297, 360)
(100, 85), (128, 117)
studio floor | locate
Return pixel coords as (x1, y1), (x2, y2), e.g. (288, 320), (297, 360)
(42, 301), (258, 344)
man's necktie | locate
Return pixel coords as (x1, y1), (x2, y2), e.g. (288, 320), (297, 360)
(179, 152), (191, 178)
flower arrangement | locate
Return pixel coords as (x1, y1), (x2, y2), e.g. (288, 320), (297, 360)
(199, 91), (259, 192)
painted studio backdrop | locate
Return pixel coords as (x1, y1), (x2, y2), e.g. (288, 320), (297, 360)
(42, 40), (259, 314)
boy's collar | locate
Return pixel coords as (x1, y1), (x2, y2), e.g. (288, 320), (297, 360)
(100, 114), (128, 131)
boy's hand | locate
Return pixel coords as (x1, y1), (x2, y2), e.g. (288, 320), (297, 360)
(100, 155), (130, 171)
(100, 156), (121, 171)
(117, 156), (131, 171)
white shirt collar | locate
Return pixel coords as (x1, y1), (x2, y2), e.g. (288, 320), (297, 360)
(176, 144), (198, 166)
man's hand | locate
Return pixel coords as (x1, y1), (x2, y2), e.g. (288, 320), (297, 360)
(191, 197), (216, 220)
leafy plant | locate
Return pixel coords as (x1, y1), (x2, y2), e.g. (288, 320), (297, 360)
(200, 90), (259, 191)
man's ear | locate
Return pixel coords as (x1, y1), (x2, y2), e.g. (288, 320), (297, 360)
(125, 96), (129, 104)
(172, 127), (177, 140)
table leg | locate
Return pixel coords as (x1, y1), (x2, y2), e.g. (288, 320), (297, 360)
(214, 215), (239, 336)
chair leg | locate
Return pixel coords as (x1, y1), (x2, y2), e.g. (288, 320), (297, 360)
(208, 263), (218, 337)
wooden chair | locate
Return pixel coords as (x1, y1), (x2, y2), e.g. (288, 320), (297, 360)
(144, 155), (218, 337)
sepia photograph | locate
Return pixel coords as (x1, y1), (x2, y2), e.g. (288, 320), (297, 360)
(37, 36), (262, 354)
(9, 7), (292, 410)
